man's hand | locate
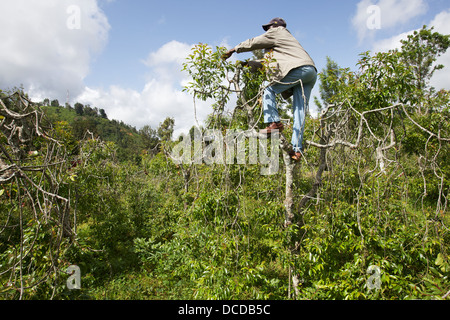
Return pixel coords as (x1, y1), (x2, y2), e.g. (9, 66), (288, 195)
(222, 48), (236, 60)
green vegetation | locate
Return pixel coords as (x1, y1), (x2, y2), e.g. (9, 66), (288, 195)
(0, 26), (449, 300)
(41, 101), (160, 163)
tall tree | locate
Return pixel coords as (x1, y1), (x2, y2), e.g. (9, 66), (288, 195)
(157, 117), (175, 143)
(99, 108), (108, 119)
(399, 25), (450, 107)
(50, 99), (60, 107)
(140, 124), (160, 151)
(314, 57), (346, 112)
(74, 102), (84, 116)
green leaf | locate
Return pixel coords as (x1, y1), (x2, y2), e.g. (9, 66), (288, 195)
(436, 253), (444, 266)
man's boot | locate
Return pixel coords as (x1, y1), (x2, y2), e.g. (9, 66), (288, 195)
(260, 122), (284, 135)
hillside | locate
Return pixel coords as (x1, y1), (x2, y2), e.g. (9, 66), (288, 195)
(41, 102), (160, 162)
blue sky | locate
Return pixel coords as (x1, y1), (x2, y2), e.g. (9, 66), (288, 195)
(1, 0), (449, 136)
(87, 0), (448, 90)
(87, 0), (361, 90)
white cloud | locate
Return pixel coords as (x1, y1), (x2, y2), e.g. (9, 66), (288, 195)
(371, 30), (413, 53)
(0, 0), (109, 102)
(77, 40), (214, 138)
(352, 0), (427, 43)
(142, 40), (194, 84)
(143, 41), (193, 68)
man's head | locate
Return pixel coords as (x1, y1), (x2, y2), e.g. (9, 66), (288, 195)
(262, 18), (287, 31)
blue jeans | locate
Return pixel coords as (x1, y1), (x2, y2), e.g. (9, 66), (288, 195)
(263, 65), (317, 152)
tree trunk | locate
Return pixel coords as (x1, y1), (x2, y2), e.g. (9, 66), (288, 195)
(283, 150), (295, 226)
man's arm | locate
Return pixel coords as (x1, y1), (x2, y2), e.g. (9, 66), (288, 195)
(222, 30), (276, 60)
(234, 32), (275, 53)
(222, 48), (236, 60)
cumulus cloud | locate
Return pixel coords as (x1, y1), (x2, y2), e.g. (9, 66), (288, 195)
(371, 30), (413, 53)
(142, 40), (194, 84)
(352, 0), (427, 43)
(0, 0), (110, 101)
(77, 40), (214, 138)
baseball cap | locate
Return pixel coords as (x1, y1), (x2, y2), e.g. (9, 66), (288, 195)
(262, 18), (287, 31)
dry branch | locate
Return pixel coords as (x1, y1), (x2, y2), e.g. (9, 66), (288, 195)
(1, 92), (73, 298)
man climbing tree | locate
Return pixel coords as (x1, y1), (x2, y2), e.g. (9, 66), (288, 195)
(223, 17), (317, 162)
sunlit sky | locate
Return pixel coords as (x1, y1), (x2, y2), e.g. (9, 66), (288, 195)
(1, 0), (449, 136)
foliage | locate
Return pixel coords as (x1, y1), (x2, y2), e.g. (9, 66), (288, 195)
(182, 44), (236, 114)
(42, 103), (157, 163)
(399, 25), (450, 92)
(314, 56), (348, 112)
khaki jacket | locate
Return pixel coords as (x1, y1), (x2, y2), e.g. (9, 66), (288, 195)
(234, 27), (315, 81)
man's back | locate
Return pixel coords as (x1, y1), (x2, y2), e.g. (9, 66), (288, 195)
(235, 27), (315, 81)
